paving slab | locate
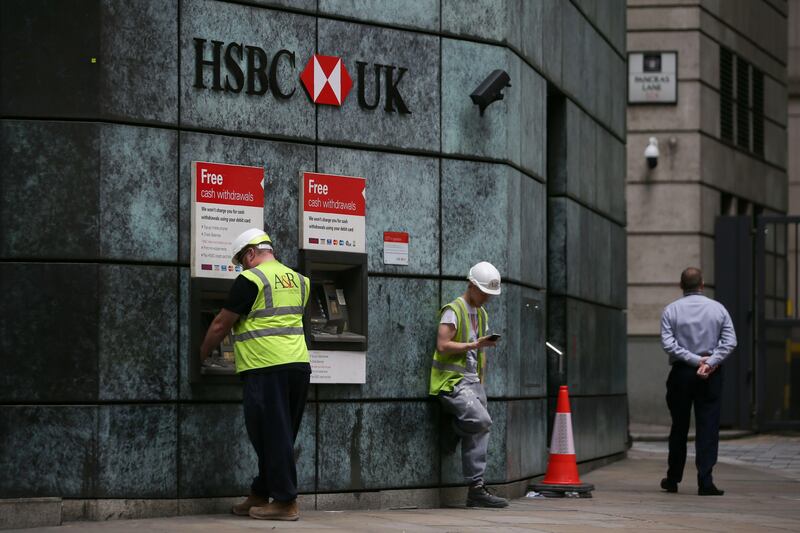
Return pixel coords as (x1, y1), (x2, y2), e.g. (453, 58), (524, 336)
(5, 444), (800, 532)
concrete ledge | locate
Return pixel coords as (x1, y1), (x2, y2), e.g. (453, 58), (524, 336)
(62, 499), (178, 522)
(52, 457), (628, 523)
(0, 498), (61, 530)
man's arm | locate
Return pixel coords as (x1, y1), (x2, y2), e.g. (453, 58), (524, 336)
(661, 307), (703, 367)
(705, 309), (738, 368)
(200, 309), (240, 362)
(436, 323), (496, 354)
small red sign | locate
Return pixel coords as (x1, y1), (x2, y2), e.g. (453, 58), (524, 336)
(303, 172), (365, 216)
(195, 162), (264, 207)
(383, 231), (409, 244)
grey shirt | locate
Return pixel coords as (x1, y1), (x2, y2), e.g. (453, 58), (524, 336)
(660, 292), (737, 368)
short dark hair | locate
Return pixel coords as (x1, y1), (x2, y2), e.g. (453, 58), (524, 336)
(680, 267), (703, 292)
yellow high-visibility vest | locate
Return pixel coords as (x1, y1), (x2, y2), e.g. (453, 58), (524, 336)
(232, 260), (310, 373)
(429, 297), (487, 395)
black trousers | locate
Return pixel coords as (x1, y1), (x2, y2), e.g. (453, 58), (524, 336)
(242, 369), (310, 502)
(665, 363), (723, 488)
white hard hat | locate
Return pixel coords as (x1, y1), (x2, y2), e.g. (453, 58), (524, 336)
(468, 261), (501, 295)
(231, 228), (272, 265)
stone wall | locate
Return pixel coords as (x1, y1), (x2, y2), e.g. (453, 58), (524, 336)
(0, 0), (627, 512)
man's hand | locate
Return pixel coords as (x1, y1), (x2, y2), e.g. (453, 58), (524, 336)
(474, 335), (498, 350)
(200, 309), (240, 363)
(697, 362), (716, 379)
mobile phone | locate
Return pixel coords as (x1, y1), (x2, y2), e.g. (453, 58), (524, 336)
(487, 333), (501, 341)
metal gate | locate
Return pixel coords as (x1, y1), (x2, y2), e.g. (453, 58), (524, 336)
(755, 216), (800, 430)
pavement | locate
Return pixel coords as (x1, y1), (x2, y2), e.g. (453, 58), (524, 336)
(6, 433), (800, 532)
(633, 432), (800, 481)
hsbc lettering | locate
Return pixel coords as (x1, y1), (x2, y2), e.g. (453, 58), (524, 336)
(193, 38), (411, 114)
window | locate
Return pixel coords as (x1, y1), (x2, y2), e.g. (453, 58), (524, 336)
(720, 48), (734, 142)
(719, 46), (765, 157)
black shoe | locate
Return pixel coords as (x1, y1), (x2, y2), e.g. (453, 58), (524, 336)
(698, 484), (724, 496)
(466, 483), (509, 508)
(660, 478), (678, 493)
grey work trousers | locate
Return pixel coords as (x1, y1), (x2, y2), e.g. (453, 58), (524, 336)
(438, 380), (492, 484)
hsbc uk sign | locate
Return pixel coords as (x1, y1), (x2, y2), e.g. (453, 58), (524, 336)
(193, 39), (410, 114)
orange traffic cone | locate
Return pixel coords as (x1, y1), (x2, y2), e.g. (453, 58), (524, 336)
(529, 386), (594, 497)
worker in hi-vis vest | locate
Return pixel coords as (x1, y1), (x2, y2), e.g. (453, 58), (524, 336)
(430, 261), (509, 508)
(200, 228), (310, 522)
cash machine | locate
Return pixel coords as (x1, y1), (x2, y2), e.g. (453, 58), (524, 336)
(300, 249), (367, 354)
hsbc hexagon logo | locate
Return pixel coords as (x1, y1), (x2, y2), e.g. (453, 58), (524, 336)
(300, 54), (352, 106)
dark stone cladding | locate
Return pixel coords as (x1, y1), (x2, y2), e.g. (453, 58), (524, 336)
(0, 0), (627, 503)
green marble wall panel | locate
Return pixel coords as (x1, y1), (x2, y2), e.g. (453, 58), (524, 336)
(440, 281), (546, 399)
(317, 19), (440, 151)
(1, 0), (100, 117)
(96, 405), (177, 497)
(441, 0), (545, 75)
(596, 126), (616, 219)
(98, 265), (178, 401)
(180, 0), (316, 139)
(1, 0), (179, 124)
(178, 402), (316, 497)
(178, 131), (315, 267)
(611, 52), (627, 141)
(609, 130), (626, 221)
(249, 0), (317, 11)
(442, 0), (519, 45)
(610, 221), (627, 308)
(565, 101), (596, 209)
(0, 121), (178, 262)
(317, 277), (439, 400)
(178, 403), (255, 497)
(99, 124), (178, 262)
(574, 0), (626, 56)
(541, 0), (563, 85)
(548, 198), (626, 310)
(0, 406), (96, 498)
(561, 3), (584, 110)
(319, 0), (440, 31)
(570, 394), (628, 462)
(580, 14), (599, 118)
(441, 160), (546, 288)
(441, 399), (546, 485)
(0, 263), (99, 402)
(317, 401), (437, 491)
(548, 297), (627, 397)
(99, 0), (178, 124)
(316, 147), (439, 276)
(442, 39), (546, 180)
(0, 121), (100, 260)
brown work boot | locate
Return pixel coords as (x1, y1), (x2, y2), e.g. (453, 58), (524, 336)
(231, 494), (268, 516)
(249, 499), (299, 521)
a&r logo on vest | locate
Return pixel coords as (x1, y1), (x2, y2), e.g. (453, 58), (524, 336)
(300, 54), (352, 106)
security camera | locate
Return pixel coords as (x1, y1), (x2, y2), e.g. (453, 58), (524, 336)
(470, 70), (511, 116)
(644, 137), (659, 169)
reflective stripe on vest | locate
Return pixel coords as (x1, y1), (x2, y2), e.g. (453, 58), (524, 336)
(233, 326), (305, 342)
(431, 359), (468, 374)
(232, 260), (310, 372)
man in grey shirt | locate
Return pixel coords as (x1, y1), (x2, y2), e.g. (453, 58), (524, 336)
(660, 267), (737, 496)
